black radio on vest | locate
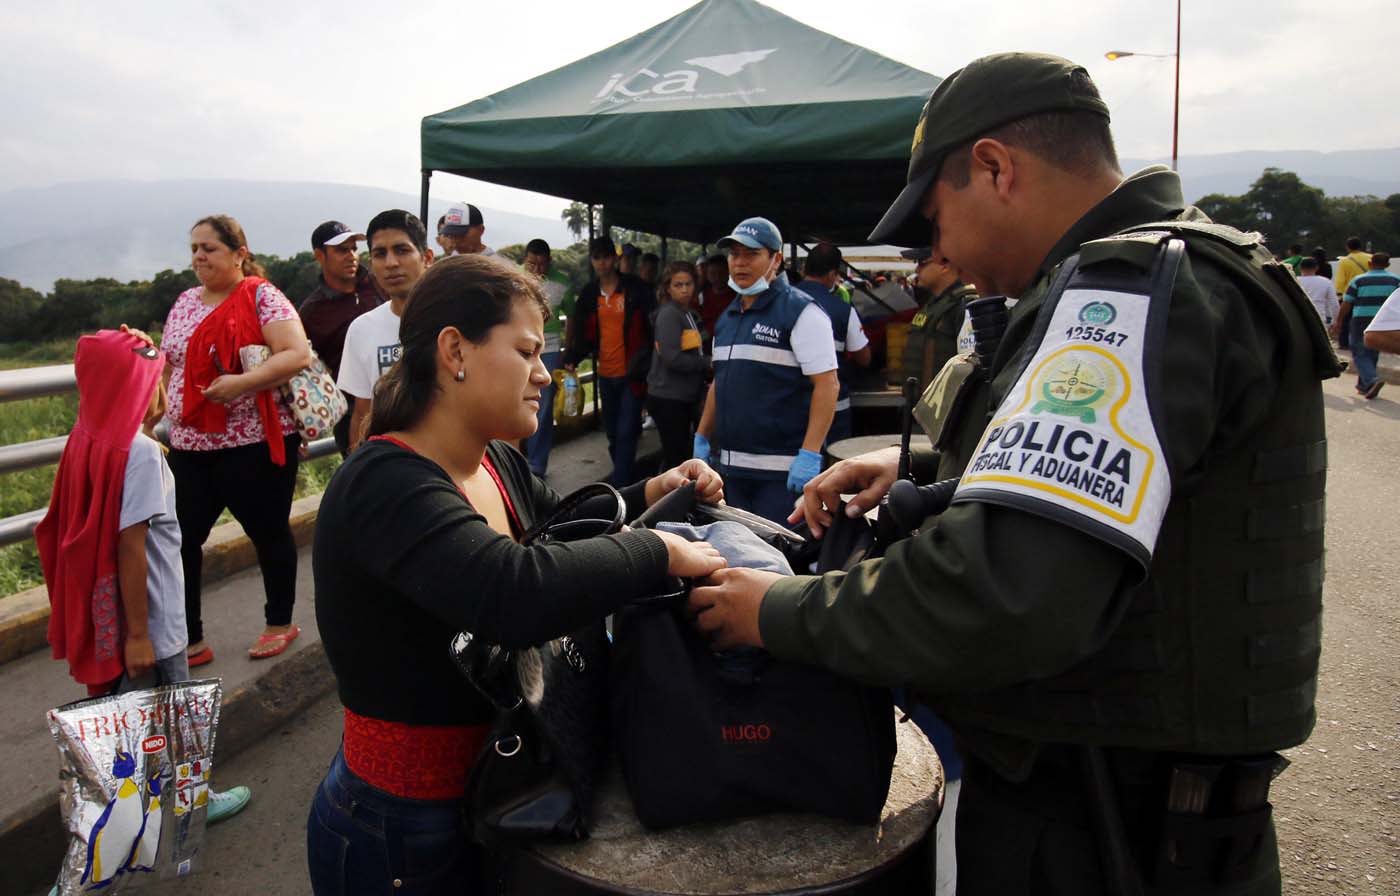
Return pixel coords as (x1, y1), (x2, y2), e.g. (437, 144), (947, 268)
(965, 295), (1009, 366)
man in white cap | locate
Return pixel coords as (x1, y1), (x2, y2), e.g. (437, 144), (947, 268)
(440, 202), (494, 256)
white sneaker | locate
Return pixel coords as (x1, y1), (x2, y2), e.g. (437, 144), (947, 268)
(641, 415), (656, 430)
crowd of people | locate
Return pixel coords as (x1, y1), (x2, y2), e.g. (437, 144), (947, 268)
(30, 45), (1400, 896)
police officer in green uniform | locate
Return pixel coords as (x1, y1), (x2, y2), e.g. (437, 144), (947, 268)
(900, 247), (979, 392)
(689, 53), (1339, 895)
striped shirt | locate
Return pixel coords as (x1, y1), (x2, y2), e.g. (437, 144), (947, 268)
(1344, 270), (1400, 319)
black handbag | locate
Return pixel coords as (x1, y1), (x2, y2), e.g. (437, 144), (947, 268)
(616, 485), (897, 830)
(451, 483), (625, 846)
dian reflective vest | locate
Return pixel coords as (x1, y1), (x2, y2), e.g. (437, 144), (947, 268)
(933, 222), (1340, 756)
(793, 279), (856, 433)
(712, 276), (817, 478)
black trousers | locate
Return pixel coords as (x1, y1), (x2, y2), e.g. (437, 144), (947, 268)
(955, 748), (1281, 896)
(168, 433), (301, 643)
(646, 395), (698, 472)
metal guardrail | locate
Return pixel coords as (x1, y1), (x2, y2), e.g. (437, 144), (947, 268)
(0, 362), (600, 549)
(0, 364), (338, 548)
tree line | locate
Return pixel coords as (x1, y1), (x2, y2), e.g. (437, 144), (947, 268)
(1196, 168), (1400, 256)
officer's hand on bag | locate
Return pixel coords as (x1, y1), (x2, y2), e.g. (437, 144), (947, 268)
(655, 531), (728, 578)
(786, 449), (823, 494)
(688, 567), (777, 650)
(647, 459), (724, 506)
(693, 433), (712, 463)
(789, 446), (901, 539)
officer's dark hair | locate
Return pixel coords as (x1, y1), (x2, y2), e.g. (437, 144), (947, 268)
(367, 210), (428, 253)
(1346, 236), (1363, 251)
(940, 70), (1119, 188)
(525, 238), (551, 257)
(803, 243), (843, 278)
(369, 254), (548, 437)
(1299, 257), (1319, 273)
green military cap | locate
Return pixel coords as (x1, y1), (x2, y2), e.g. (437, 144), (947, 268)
(869, 52), (1111, 247)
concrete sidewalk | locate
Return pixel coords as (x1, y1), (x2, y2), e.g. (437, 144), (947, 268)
(1, 426), (661, 894)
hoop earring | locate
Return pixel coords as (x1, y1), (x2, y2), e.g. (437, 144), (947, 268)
(454, 369), (466, 382)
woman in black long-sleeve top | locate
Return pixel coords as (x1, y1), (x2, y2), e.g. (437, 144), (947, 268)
(306, 254), (726, 896)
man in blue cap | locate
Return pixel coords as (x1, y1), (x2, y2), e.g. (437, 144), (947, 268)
(694, 217), (839, 524)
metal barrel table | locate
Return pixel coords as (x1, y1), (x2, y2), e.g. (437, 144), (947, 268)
(822, 434), (905, 470)
(504, 717), (943, 895)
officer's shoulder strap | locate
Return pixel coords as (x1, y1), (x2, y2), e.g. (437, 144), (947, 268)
(1081, 221), (1343, 380)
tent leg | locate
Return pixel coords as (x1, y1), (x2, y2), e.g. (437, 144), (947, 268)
(661, 235), (668, 263)
(588, 204), (595, 244)
(420, 171), (431, 232)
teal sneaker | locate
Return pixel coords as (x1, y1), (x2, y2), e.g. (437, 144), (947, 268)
(207, 785), (251, 824)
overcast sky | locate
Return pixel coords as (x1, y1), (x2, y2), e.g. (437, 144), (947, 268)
(1, 0), (1390, 220)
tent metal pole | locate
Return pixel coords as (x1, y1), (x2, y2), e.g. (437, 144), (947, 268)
(661, 235), (668, 263)
(419, 171), (431, 232)
(588, 204), (595, 244)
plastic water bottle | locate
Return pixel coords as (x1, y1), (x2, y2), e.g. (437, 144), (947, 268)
(563, 374), (580, 418)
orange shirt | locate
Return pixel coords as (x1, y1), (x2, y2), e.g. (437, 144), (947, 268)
(597, 289), (627, 377)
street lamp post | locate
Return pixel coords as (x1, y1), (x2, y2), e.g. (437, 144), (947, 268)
(1106, 0), (1182, 171)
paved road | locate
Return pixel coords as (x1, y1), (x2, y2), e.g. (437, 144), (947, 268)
(27, 374), (1398, 895)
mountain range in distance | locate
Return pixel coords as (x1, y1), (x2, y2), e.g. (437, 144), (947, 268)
(2, 146), (1399, 292)
(0, 179), (572, 293)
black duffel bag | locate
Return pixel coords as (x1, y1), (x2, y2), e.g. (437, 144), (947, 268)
(613, 484), (896, 830)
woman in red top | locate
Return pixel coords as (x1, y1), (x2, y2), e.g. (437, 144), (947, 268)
(306, 254), (726, 895)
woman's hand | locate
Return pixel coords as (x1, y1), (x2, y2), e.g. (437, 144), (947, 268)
(645, 458), (725, 506)
(202, 373), (250, 404)
(119, 324), (156, 346)
(124, 633), (156, 680)
(655, 530), (727, 578)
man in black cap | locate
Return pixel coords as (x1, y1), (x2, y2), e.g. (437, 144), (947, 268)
(899, 247), (979, 394)
(687, 52), (1339, 895)
(299, 221), (384, 454)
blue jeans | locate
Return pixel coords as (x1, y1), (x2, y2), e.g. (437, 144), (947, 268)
(723, 474), (799, 526)
(306, 749), (485, 895)
(524, 351), (561, 475)
(597, 375), (642, 486)
(1351, 316), (1380, 390)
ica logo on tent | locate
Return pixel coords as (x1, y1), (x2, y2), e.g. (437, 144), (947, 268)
(594, 49), (778, 102)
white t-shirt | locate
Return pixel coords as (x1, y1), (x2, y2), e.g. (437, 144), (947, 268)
(1364, 286), (1400, 334)
(120, 432), (187, 662)
(844, 308), (870, 353)
(1298, 274), (1339, 324)
(338, 302), (403, 400)
(791, 303), (839, 375)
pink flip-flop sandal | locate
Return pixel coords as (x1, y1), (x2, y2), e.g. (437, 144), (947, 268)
(248, 624), (300, 659)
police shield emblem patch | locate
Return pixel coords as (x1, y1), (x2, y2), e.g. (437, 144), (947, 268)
(954, 285), (1171, 569)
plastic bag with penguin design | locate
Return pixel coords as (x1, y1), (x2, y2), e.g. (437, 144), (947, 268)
(48, 679), (222, 893)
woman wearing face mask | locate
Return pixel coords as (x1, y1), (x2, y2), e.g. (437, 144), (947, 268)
(647, 261), (708, 470)
(694, 217), (841, 525)
(305, 254), (726, 895)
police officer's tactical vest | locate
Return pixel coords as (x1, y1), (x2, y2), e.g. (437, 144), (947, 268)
(713, 276), (819, 478)
(902, 282), (977, 391)
(930, 220), (1342, 760)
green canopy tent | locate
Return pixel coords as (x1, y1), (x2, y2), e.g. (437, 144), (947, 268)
(419, 0), (940, 246)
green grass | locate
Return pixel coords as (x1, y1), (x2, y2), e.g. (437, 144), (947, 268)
(0, 345), (342, 598)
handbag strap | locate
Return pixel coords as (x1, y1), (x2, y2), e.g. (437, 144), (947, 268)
(521, 482), (625, 545)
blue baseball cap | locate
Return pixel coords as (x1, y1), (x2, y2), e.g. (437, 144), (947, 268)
(717, 217), (782, 252)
